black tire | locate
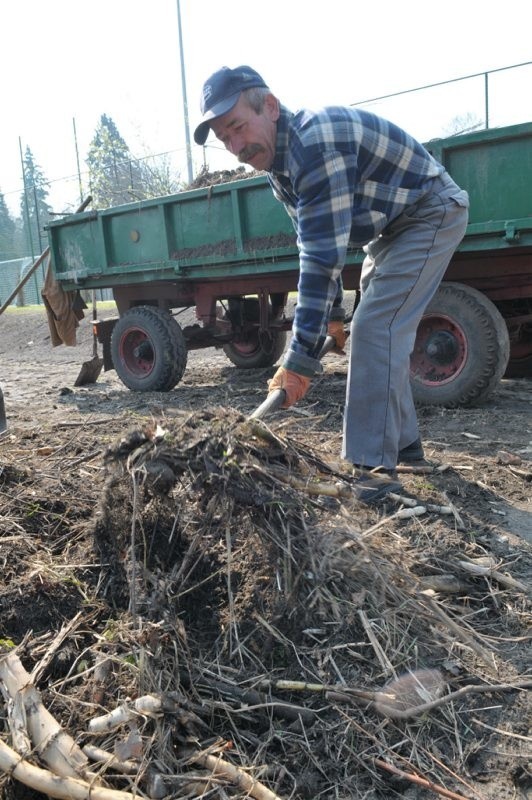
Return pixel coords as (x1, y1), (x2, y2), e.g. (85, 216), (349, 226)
(410, 282), (510, 407)
(110, 306), (187, 392)
(223, 297), (287, 369)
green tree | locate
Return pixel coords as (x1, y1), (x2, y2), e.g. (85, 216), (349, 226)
(87, 115), (182, 208)
(0, 191), (17, 260)
(18, 147), (52, 257)
(87, 114), (143, 208)
(442, 112), (484, 137)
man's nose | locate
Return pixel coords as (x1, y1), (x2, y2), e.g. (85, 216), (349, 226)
(227, 134), (244, 156)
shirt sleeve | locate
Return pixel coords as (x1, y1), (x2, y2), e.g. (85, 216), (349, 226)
(283, 150), (354, 376)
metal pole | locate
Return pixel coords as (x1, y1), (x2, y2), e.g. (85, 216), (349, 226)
(484, 72), (489, 130)
(176, 0), (193, 183)
(73, 117), (84, 204)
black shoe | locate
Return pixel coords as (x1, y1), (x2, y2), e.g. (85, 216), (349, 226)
(351, 466), (403, 505)
(398, 438), (425, 464)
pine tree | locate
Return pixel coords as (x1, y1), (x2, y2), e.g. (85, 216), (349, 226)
(0, 191), (17, 260)
(18, 147), (52, 257)
(86, 114), (143, 208)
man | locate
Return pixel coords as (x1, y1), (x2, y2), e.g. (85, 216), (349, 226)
(194, 66), (469, 503)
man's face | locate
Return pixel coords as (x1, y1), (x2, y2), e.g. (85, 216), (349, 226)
(211, 93), (280, 171)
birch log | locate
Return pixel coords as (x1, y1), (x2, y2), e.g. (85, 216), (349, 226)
(0, 651), (88, 778)
(0, 739), (137, 800)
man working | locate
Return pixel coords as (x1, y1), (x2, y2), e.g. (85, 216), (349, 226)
(194, 66), (469, 503)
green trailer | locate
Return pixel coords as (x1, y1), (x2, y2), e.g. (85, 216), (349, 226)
(47, 121), (532, 406)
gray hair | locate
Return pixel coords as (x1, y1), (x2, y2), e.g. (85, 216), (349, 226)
(241, 86), (271, 114)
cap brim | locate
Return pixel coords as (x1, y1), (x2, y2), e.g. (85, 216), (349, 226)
(193, 91), (241, 145)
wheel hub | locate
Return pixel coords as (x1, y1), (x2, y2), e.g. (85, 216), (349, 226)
(411, 314), (468, 386)
(424, 331), (459, 364)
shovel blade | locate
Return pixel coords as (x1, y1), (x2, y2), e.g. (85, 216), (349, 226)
(74, 356), (104, 387)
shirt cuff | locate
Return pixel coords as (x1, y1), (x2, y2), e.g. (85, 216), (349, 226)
(330, 306), (346, 321)
(283, 346), (324, 378)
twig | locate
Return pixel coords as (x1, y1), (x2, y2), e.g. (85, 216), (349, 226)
(196, 675), (316, 724)
(441, 491), (466, 530)
(422, 594), (496, 670)
(457, 559), (529, 593)
(375, 758), (470, 800)
(357, 610), (395, 676)
(395, 464), (434, 474)
(371, 680), (532, 720)
(472, 717), (532, 742)
(82, 745), (139, 775)
(30, 611), (84, 684)
(88, 694), (164, 733)
(195, 751), (285, 800)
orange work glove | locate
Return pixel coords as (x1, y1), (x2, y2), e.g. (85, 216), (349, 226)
(327, 320), (347, 354)
(268, 367), (311, 408)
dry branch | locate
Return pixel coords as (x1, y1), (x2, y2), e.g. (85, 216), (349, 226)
(196, 752), (284, 800)
(375, 758), (471, 800)
(0, 739), (136, 800)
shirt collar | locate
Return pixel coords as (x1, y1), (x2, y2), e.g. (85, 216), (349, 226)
(270, 104), (293, 176)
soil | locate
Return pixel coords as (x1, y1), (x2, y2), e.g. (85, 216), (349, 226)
(0, 305), (531, 800)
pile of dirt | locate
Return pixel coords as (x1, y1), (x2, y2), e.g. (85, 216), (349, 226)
(0, 405), (531, 798)
(185, 166), (264, 190)
(0, 308), (531, 799)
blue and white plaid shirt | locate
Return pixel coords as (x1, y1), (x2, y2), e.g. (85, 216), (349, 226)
(268, 104), (444, 376)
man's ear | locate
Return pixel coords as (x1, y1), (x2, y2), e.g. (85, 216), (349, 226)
(264, 93), (280, 122)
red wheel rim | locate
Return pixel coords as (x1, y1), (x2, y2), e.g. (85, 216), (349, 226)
(119, 328), (156, 377)
(410, 313), (468, 386)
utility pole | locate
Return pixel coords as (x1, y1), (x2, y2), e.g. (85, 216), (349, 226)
(177, 0), (193, 184)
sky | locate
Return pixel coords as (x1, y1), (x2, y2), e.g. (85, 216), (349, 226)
(2, 0), (532, 217)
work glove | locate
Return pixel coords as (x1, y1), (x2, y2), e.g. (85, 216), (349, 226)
(327, 320), (347, 354)
(268, 366), (311, 409)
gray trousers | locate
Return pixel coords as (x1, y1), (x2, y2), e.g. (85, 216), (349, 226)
(342, 174), (469, 469)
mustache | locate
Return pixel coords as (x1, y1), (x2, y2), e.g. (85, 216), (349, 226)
(238, 143), (264, 163)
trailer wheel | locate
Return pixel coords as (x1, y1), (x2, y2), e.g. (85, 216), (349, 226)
(223, 298), (287, 369)
(111, 306), (187, 392)
(410, 283), (510, 407)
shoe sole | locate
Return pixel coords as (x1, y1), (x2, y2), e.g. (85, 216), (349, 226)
(352, 475), (403, 505)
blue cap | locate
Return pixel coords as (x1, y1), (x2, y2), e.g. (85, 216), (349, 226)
(193, 65), (268, 145)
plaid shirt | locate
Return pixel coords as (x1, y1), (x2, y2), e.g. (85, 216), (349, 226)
(268, 104), (444, 376)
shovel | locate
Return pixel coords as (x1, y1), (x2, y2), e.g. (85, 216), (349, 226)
(250, 334), (337, 420)
(248, 331), (403, 504)
(0, 386), (6, 434)
(74, 290), (104, 386)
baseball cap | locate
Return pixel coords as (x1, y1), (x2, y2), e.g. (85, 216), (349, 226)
(193, 65), (268, 145)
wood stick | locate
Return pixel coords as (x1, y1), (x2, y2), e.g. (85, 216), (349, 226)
(82, 745), (139, 775)
(88, 694), (164, 733)
(422, 595), (495, 670)
(197, 752), (284, 800)
(375, 758), (470, 800)
(373, 680), (532, 720)
(357, 610), (395, 676)
(457, 559), (528, 593)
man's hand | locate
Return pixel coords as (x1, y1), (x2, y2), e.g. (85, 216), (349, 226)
(268, 367), (311, 408)
(327, 320), (347, 354)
